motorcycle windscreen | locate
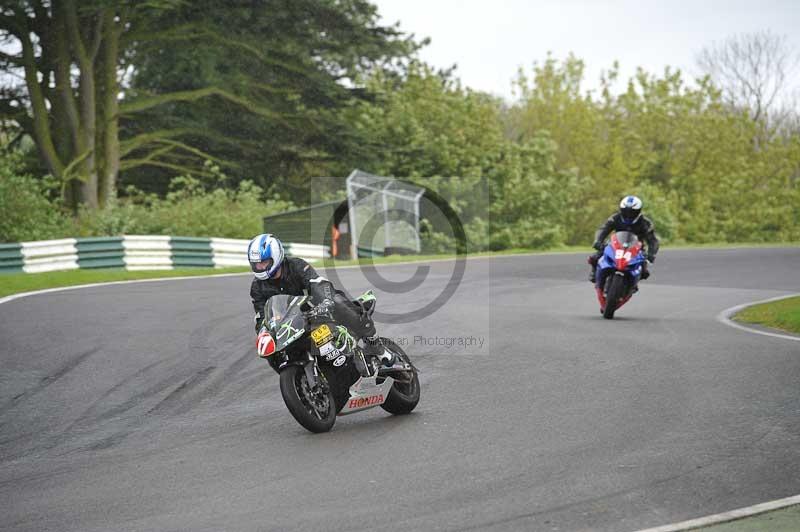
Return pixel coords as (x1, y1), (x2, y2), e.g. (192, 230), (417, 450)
(265, 294), (308, 350)
(615, 231), (645, 266)
(614, 231), (639, 248)
(602, 231), (642, 269)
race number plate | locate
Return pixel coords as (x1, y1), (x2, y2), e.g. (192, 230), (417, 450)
(311, 324), (333, 346)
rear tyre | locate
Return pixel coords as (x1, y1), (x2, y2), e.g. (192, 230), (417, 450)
(603, 274), (626, 320)
(279, 364), (336, 433)
(379, 339), (420, 415)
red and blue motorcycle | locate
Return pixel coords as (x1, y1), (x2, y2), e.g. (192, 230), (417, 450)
(592, 231), (646, 319)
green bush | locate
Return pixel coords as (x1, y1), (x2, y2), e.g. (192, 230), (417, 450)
(74, 176), (295, 239)
(1, 153), (295, 242)
(0, 153), (74, 243)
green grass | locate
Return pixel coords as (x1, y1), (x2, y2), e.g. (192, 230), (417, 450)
(0, 247), (590, 298)
(696, 504), (800, 531)
(322, 245), (588, 268)
(1, 242), (797, 299)
(735, 296), (800, 335)
(663, 241), (800, 250)
(0, 267), (249, 298)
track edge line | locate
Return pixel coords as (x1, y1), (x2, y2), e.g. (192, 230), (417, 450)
(631, 494), (800, 532)
(716, 293), (800, 342)
(0, 272), (252, 306)
(0, 250), (592, 307)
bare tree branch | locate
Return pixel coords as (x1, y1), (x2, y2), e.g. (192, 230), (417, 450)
(62, 148), (93, 183)
(16, 7), (65, 176)
(120, 158), (216, 176)
(697, 30), (800, 132)
(150, 138), (233, 167)
(89, 14), (105, 62)
(124, 24), (312, 78)
(119, 86), (290, 126)
(119, 128), (196, 157)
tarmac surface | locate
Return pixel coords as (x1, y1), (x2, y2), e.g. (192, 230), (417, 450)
(1, 247), (799, 531)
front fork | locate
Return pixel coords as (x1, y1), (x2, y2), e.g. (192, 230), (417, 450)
(302, 352), (331, 396)
(595, 268), (610, 309)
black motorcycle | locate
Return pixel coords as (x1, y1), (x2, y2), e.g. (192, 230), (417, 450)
(261, 291), (420, 433)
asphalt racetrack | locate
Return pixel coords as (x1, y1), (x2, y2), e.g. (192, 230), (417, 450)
(1, 248), (799, 532)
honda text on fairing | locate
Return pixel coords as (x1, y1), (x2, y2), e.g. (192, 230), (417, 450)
(258, 291), (420, 433)
(593, 231), (647, 319)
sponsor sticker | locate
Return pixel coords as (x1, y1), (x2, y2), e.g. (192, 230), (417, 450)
(319, 342), (340, 361)
(333, 355), (346, 367)
(319, 341), (336, 356)
(311, 324), (333, 346)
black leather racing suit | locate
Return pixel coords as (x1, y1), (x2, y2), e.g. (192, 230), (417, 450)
(593, 213), (660, 259)
(250, 256), (375, 338)
(590, 213), (660, 281)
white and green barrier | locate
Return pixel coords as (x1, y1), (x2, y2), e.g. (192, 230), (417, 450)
(0, 236), (330, 274)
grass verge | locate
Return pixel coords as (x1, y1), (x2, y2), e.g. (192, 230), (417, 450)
(0, 247), (584, 299)
(321, 246), (587, 267)
(734, 296), (800, 335)
(0, 267), (249, 299)
(1, 243), (797, 300)
(696, 504), (800, 531)
(663, 241), (800, 250)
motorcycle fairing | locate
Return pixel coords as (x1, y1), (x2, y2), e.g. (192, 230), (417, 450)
(596, 231), (645, 288)
(337, 375), (394, 415)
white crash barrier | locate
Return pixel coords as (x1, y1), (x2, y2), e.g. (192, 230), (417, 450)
(4, 236), (330, 273)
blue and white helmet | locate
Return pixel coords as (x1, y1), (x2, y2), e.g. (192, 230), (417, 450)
(247, 233), (285, 280)
(619, 195), (643, 225)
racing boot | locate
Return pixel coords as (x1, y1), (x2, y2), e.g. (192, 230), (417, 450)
(587, 255), (598, 283)
(361, 334), (395, 366)
(641, 261), (651, 280)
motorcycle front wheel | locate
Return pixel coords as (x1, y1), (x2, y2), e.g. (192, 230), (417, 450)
(603, 273), (626, 320)
(279, 365), (336, 433)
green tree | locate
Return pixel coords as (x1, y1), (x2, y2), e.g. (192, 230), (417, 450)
(343, 64), (507, 250)
(508, 54), (799, 245)
(123, 0), (421, 199)
(0, 0), (418, 210)
(510, 53), (603, 175)
(1, 1), (180, 209)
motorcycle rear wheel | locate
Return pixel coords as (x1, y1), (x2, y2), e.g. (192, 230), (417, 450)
(603, 273), (626, 320)
(279, 365), (336, 433)
(379, 339), (420, 415)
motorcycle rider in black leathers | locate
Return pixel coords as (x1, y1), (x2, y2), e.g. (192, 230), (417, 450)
(589, 195), (660, 283)
(248, 233), (391, 367)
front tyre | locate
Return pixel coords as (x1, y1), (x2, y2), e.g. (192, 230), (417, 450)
(603, 273), (625, 320)
(279, 365), (336, 433)
(379, 339), (420, 415)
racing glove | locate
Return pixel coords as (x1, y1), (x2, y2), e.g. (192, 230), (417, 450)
(647, 254), (656, 263)
(256, 327), (275, 358)
(308, 298), (334, 322)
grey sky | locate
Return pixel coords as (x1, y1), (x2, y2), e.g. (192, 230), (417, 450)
(373, 0), (800, 101)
